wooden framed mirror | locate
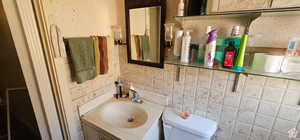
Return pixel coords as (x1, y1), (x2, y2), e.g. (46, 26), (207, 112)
(125, 0), (166, 68)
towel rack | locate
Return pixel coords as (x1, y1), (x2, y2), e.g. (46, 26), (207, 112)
(63, 35), (111, 40)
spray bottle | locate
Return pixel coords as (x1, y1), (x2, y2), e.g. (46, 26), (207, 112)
(204, 29), (218, 68)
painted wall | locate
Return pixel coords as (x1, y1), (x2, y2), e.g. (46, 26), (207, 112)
(42, 0), (123, 139)
(0, 2), (25, 103)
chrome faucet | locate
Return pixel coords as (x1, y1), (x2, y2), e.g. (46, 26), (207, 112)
(129, 88), (143, 104)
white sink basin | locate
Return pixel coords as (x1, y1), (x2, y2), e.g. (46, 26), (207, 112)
(98, 101), (148, 128)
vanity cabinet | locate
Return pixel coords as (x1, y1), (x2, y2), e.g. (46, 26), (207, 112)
(271, 0), (300, 8)
(83, 124), (120, 140)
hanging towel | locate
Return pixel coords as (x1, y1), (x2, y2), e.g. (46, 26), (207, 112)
(92, 36), (101, 75)
(66, 38), (96, 83)
(130, 35), (138, 60)
(134, 35), (142, 60)
(98, 36), (109, 74)
(141, 35), (150, 61)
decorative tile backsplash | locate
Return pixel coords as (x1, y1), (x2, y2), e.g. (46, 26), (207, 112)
(119, 47), (300, 140)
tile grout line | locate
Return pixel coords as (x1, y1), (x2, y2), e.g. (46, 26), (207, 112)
(268, 80), (290, 140)
(204, 69), (215, 119)
(231, 74), (249, 140)
(192, 67), (201, 114)
(219, 72), (233, 140)
(248, 77), (267, 140)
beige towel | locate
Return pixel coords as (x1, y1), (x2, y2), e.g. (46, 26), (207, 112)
(92, 36), (101, 75)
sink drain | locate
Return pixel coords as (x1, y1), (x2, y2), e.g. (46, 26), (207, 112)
(128, 117), (134, 122)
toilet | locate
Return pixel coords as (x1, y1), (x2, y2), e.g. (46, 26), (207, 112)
(162, 109), (218, 140)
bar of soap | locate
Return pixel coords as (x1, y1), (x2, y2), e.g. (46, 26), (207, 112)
(180, 112), (190, 119)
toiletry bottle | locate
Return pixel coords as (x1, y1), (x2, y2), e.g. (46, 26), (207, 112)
(233, 27), (248, 71)
(204, 30), (218, 68)
(196, 44), (205, 64)
(180, 30), (192, 63)
(197, 26), (211, 64)
(286, 38), (299, 56)
(223, 41), (237, 69)
(205, 26), (212, 41)
(128, 83), (135, 98)
(215, 39), (226, 65)
(174, 30), (184, 57)
(226, 26), (241, 49)
(178, 0), (185, 16)
(190, 44), (199, 63)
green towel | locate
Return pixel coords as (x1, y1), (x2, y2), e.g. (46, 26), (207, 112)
(141, 35), (150, 61)
(67, 38), (96, 83)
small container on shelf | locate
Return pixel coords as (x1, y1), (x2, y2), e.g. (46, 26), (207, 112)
(264, 54), (284, 73)
(286, 38), (300, 56)
(189, 44), (199, 63)
(196, 44), (205, 64)
(222, 41), (237, 69)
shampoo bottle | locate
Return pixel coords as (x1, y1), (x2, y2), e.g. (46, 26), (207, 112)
(180, 30), (192, 63)
(178, 0), (185, 16)
(204, 30), (218, 68)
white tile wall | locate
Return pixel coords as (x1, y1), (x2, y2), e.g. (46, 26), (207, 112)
(250, 126), (270, 140)
(119, 46), (300, 140)
(254, 114), (275, 129)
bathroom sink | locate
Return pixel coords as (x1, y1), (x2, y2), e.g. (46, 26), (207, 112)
(98, 101), (148, 128)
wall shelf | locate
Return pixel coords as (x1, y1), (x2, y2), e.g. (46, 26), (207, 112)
(175, 7), (300, 22)
(165, 59), (300, 82)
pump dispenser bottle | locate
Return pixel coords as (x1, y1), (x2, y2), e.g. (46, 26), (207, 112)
(180, 30), (192, 63)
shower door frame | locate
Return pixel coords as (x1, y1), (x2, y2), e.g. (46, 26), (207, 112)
(2, 0), (64, 140)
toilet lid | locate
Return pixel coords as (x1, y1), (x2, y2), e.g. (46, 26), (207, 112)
(163, 109), (217, 138)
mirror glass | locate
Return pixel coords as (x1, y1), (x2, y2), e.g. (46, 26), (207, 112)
(129, 6), (161, 63)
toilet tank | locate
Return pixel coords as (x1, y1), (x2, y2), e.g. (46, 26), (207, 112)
(162, 109), (218, 140)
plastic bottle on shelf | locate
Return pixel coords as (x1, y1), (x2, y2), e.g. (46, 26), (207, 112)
(173, 30), (184, 57)
(223, 41), (237, 69)
(204, 29), (218, 68)
(177, 0), (185, 16)
(225, 26), (241, 49)
(180, 30), (192, 63)
(286, 38), (299, 56)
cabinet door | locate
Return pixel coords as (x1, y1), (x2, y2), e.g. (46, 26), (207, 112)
(272, 0), (300, 8)
(218, 0), (272, 12)
(83, 125), (100, 140)
(206, 0), (220, 14)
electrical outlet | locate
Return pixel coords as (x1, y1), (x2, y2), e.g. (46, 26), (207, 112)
(288, 128), (298, 138)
